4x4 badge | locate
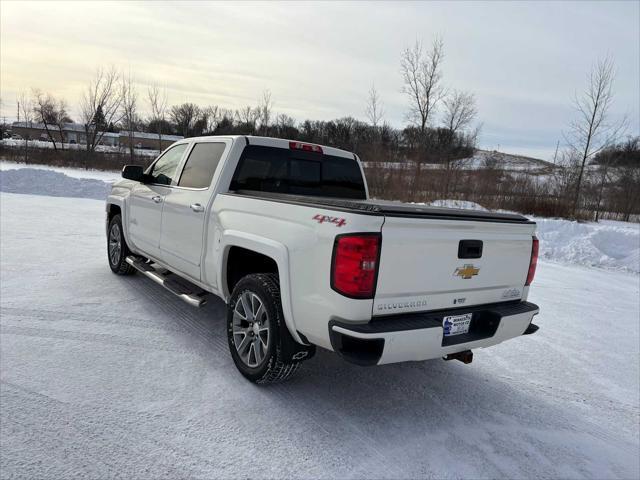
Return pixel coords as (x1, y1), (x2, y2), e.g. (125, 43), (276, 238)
(454, 264), (480, 279)
(313, 214), (346, 227)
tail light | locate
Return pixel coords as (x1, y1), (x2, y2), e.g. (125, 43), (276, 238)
(525, 236), (539, 286)
(331, 233), (381, 299)
(289, 141), (323, 154)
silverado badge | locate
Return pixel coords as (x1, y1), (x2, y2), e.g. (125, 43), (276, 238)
(454, 264), (480, 279)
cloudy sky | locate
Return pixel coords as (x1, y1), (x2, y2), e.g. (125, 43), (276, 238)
(1, 1), (638, 159)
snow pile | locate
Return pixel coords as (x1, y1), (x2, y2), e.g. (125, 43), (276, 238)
(0, 168), (110, 201)
(458, 150), (554, 172)
(428, 199), (488, 211)
(535, 218), (639, 274)
(0, 161), (121, 183)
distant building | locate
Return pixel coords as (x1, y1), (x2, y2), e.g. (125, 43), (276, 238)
(10, 122), (182, 150)
(119, 130), (184, 150)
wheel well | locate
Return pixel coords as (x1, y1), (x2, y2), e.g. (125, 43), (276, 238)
(226, 246), (279, 294)
(107, 204), (121, 222)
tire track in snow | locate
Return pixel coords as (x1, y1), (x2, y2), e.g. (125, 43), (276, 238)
(253, 373), (409, 478)
(0, 381), (221, 478)
(0, 306), (188, 334)
(0, 324), (186, 353)
(131, 277), (230, 354)
(115, 276), (410, 477)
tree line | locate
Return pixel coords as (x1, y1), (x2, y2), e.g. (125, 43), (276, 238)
(4, 36), (638, 222)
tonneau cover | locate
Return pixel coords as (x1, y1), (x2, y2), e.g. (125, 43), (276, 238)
(230, 190), (533, 224)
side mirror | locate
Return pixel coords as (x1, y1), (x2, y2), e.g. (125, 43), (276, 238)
(122, 165), (145, 182)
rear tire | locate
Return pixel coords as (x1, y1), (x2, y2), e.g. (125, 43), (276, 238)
(227, 273), (303, 384)
(107, 214), (135, 275)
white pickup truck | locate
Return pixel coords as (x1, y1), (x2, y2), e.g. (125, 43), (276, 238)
(106, 136), (540, 383)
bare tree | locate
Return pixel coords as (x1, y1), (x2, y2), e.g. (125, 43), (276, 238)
(80, 66), (123, 154)
(170, 103), (200, 137)
(120, 73), (138, 161)
(54, 98), (71, 148)
(400, 37), (446, 136)
(17, 92), (33, 161)
(257, 90), (273, 134)
(276, 113), (295, 128)
(203, 105), (221, 133)
(616, 139), (640, 222)
(442, 89), (477, 135)
(147, 83), (168, 150)
(235, 105), (259, 132)
(32, 89), (62, 151)
(365, 83), (384, 128)
(565, 55), (627, 216)
(592, 153), (613, 222)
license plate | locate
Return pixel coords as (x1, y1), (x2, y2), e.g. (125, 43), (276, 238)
(443, 313), (472, 336)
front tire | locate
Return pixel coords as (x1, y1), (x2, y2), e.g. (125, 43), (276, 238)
(227, 274), (304, 384)
(107, 214), (135, 275)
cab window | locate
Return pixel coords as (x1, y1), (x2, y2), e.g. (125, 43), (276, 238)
(178, 142), (226, 188)
(148, 144), (188, 185)
(230, 145), (366, 199)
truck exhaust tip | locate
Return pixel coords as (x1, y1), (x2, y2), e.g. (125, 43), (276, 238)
(444, 350), (473, 364)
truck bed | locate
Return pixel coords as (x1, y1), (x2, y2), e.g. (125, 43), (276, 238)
(229, 190), (533, 224)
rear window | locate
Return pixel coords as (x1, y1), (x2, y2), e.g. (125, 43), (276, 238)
(229, 145), (366, 199)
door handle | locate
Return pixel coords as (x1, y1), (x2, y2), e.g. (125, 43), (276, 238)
(152, 195), (162, 204)
(190, 203), (204, 212)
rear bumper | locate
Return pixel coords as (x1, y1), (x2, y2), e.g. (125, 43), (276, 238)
(329, 301), (539, 366)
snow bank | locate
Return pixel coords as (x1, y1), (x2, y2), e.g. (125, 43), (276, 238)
(0, 168), (110, 201)
(0, 161), (121, 183)
(535, 218), (639, 274)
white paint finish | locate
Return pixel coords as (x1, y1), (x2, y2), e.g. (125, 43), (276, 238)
(159, 187), (211, 279)
(126, 183), (170, 257)
(375, 217), (536, 313)
(211, 194), (384, 348)
(109, 135), (537, 354)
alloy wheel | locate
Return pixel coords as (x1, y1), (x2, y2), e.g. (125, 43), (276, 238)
(232, 291), (270, 368)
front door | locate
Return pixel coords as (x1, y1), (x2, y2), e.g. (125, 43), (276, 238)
(127, 143), (189, 258)
(160, 141), (227, 281)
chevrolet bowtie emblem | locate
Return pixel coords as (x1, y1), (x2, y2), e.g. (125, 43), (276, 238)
(454, 264), (480, 279)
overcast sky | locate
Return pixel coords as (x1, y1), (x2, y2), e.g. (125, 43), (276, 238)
(1, 1), (638, 160)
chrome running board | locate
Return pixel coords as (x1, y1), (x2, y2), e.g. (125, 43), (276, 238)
(126, 256), (209, 308)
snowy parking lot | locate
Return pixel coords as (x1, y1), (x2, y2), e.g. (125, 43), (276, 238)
(1, 168), (639, 479)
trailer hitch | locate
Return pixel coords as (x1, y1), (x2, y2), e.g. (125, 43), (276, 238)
(444, 350), (473, 364)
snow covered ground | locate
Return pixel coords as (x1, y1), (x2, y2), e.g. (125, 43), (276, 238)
(1, 138), (160, 157)
(1, 167), (639, 478)
(0, 160), (122, 183)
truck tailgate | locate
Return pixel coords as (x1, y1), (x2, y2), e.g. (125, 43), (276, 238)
(374, 216), (536, 315)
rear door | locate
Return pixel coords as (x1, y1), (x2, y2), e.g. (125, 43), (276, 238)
(374, 216), (536, 315)
(159, 140), (229, 281)
(128, 143), (188, 257)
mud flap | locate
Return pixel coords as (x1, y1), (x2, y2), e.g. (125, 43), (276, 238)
(278, 323), (316, 363)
